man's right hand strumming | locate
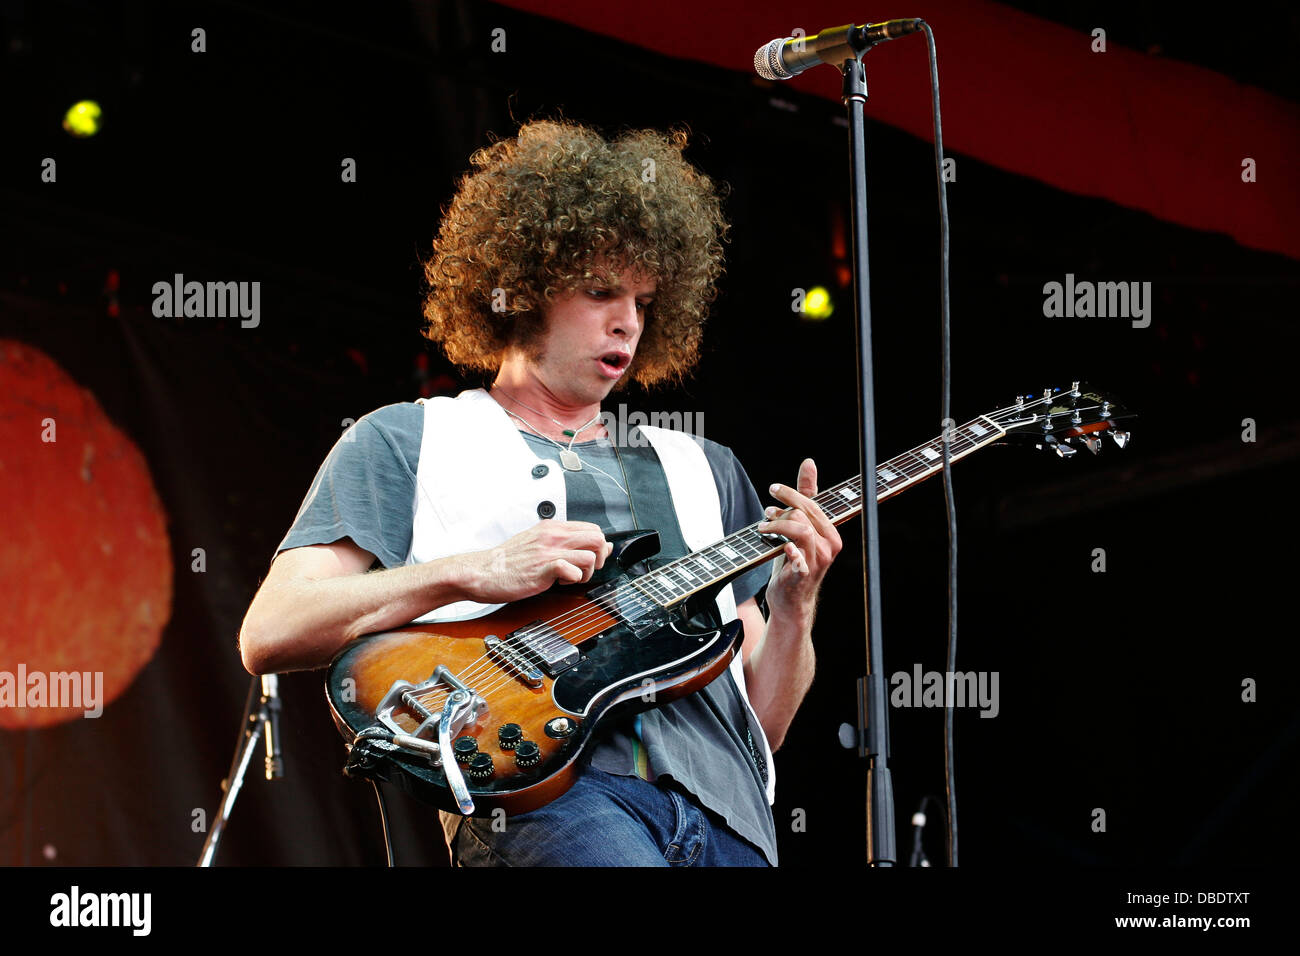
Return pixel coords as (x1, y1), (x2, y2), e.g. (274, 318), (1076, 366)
(238, 520), (611, 676)
(452, 520), (612, 604)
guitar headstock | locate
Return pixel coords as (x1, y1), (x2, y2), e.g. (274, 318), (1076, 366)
(987, 382), (1133, 458)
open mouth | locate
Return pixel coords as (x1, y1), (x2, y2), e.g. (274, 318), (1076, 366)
(599, 352), (630, 371)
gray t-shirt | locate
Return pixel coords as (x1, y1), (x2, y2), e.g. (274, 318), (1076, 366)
(277, 401), (777, 863)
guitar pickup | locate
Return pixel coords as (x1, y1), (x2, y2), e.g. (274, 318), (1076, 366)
(510, 621), (580, 676)
(484, 635), (544, 687)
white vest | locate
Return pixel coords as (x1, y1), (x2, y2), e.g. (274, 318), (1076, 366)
(406, 388), (774, 801)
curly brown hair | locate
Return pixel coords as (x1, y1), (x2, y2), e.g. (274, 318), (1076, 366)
(420, 118), (730, 387)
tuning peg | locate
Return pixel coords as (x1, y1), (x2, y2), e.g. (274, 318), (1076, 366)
(1038, 436), (1077, 458)
(1108, 429), (1129, 449)
(1080, 435), (1102, 455)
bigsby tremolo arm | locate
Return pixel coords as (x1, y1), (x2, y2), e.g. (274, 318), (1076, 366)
(373, 665), (484, 814)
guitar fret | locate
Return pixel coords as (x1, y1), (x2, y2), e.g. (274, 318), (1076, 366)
(670, 567), (702, 590)
(644, 574), (673, 598)
(631, 577), (669, 605)
(711, 547), (740, 571)
(820, 494), (849, 515)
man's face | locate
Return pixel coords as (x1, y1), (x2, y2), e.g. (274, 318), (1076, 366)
(524, 264), (656, 406)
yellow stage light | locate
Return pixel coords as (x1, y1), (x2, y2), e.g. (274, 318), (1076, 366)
(62, 100), (103, 138)
(802, 285), (833, 320)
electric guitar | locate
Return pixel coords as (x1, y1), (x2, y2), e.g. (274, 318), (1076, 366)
(325, 384), (1132, 816)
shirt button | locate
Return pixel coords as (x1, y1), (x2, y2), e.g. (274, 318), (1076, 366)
(537, 500), (556, 519)
(531, 464), (549, 478)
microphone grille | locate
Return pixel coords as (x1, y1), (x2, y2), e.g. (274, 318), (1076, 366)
(753, 39), (792, 81)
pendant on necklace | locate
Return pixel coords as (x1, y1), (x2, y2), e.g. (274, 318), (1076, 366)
(560, 449), (583, 472)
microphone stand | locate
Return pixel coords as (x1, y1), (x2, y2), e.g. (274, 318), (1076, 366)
(197, 675), (282, 866)
(840, 47), (897, 867)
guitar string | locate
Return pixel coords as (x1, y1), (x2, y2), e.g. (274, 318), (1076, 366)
(399, 513), (814, 712)
(398, 396), (1082, 710)
(397, 403), (1107, 717)
(401, 474), (884, 710)
(399, 477), (878, 714)
(402, 471), (878, 704)
(393, 396), (1109, 713)
(400, 396), (1074, 709)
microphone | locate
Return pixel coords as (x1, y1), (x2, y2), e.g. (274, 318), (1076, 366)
(261, 674), (284, 780)
(754, 20), (923, 80)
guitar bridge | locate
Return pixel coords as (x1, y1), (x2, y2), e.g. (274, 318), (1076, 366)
(374, 665), (484, 756)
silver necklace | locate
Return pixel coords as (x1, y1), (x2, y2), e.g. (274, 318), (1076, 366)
(500, 406), (629, 495)
(493, 387), (603, 472)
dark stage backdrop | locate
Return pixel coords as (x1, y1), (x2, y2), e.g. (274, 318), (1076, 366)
(1, 0), (1297, 873)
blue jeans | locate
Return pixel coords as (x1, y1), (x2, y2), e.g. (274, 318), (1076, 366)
(449, 766), (770, 866)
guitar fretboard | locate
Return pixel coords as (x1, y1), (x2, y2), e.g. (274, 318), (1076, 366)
(628, 415), (1006, 608)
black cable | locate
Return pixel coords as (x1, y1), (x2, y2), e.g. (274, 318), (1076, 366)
(919, 20), (958, 868)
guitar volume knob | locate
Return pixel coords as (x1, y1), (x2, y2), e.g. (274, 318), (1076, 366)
(497, 723), (523, 750)
(515, 740), (541, 768)
(453, 735), (478, 764)
(468, 752), (494, 780)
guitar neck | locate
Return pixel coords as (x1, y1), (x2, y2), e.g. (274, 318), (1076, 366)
(629, 414), (1007, 608)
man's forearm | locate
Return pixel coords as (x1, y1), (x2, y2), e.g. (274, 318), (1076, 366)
(239, 556), (472, 674)
(743, 604), (816, 752)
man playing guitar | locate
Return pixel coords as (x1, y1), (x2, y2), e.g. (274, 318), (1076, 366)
(238, 118), (842, 866)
